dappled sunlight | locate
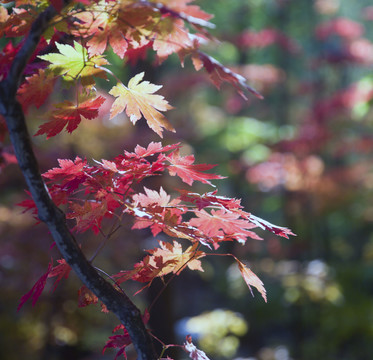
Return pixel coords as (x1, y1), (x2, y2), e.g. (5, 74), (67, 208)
(178, 309), (248, 358)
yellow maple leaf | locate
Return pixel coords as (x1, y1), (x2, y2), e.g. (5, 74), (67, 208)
(109, 72), (175, 137)
(148, 240), (205, 276)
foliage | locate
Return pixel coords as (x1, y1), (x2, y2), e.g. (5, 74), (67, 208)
(0, 1), (296, 360)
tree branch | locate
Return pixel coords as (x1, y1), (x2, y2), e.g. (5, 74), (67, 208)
(0, 3), (156, 360)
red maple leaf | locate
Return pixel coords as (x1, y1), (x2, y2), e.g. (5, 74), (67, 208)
(48, 258), (71, 291)
(43, 157), (88, 193)
(103, 311), (149, 360)
(130, 142), (180, 158)
(43, 157), (87, 180)
(35, 96), (105, 138)
(18, 261), (52, 311)
(103, 331), (132, 360)
(125, 43), (152, 65)
(67, 201), (108, 234)
(166, 150), (224, 186)
(196, 51), (264, 100)
(178, 189), (242, 210)
(179, 43), (263, 100)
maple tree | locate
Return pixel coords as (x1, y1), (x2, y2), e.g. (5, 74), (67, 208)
(0, 1), (296, 359)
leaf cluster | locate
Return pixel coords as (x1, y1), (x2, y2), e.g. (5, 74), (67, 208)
(0, 1), (296, 359)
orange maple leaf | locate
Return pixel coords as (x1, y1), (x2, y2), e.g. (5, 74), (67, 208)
(113, 241), (205, 292)
(147, 241), (205, 276)
(109, 72), (174, 137)
(235, 257), (267, 302)
(153, 18), (192, 61)
(77, 8), (129, 58)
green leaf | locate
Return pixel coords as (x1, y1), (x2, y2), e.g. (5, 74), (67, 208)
(38, 41), (108, 86)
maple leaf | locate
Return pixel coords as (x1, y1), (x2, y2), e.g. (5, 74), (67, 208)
(0, 38), (48, 80)
(103, 331), (132, 360)
(149, 0), (214, 61)
(131, 142), (180, 158)
(131, 194), (184, 237)
(17, 69), (56, 110)
(35, 96), (105, 138)
(178, 189), (242, 210)
(180, 47), (263, 100)
(125, 43), (151, 65)
(189, 209), (262, 242)
(67, 201), (107, 234)
(109, 72), (175, 137)
(132, 186), (172, 207)
(78, 285), (98, 307)
(248, 214), (296, 239)
(153, 17), (192, 61)
(114, 241), (204, 290)
(43, 157), (87, 182)
(117, 255), (166, 286)
(48, 259), (71, 291)
(166, 149), (224, 186)
(75, 4), (129, 59)
(198, 52), (264, 100)
(235, 257), (267, 302)
(102, 312), (149, 360)
(17, 190), (39, 220)
(5, 7), (38, 38)
(38, 41), (108, 86)
(152, 1), (214, 29)
(75, 2), (155, 58)
(147, 241), (205, 276)
(184, 336), (211, 360)
(18, 261), (52, 311)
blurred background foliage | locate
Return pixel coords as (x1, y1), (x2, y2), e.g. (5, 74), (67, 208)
(2, 0), (373, 359)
